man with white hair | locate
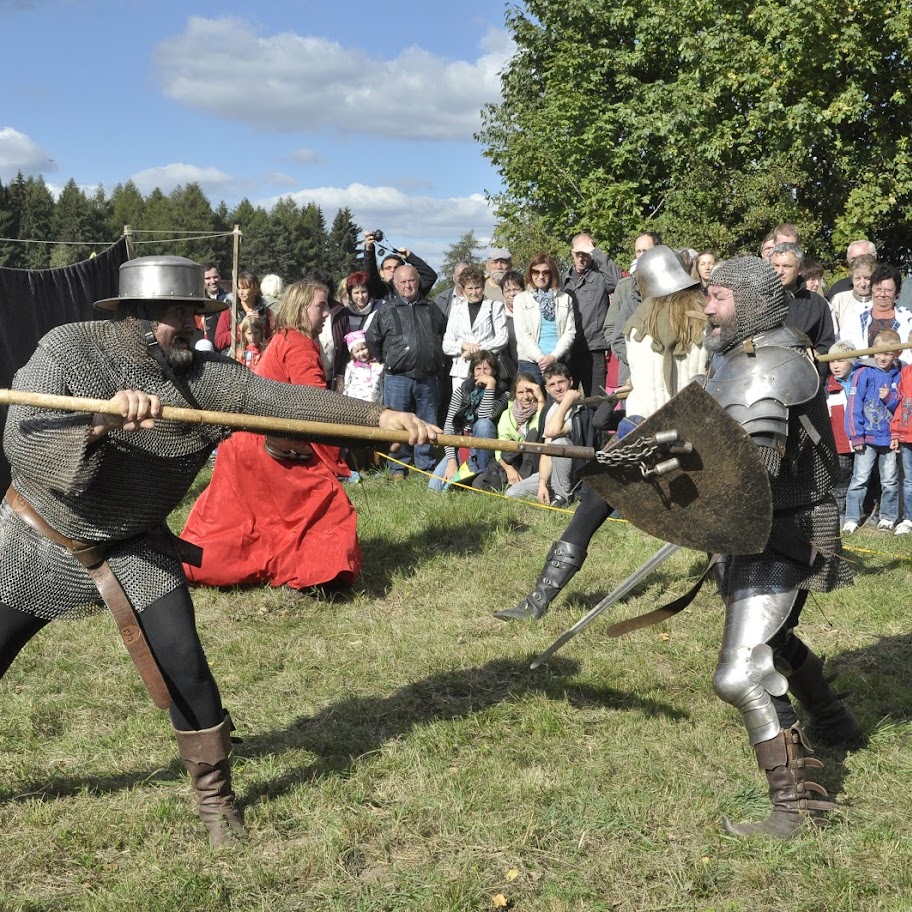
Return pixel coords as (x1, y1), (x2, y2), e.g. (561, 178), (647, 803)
(769, 242), (835, 369)
(484, 247), (513, 303)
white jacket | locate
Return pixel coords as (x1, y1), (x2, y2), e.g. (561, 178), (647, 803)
(443, 298), (508, 380)
(512, 290), (576, 363)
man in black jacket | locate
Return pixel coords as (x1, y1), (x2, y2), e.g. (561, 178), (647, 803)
(367, 264), (447, 477)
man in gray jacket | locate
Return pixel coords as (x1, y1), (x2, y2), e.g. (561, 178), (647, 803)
(562, 233), (622, 395)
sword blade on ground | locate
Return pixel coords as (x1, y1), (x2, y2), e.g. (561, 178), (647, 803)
(529, 541), (681, 670)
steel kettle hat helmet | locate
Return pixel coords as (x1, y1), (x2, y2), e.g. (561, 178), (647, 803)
(635, 245), (699, 299)
(94, 256), (228, 314)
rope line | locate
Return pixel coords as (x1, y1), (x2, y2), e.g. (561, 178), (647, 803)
(373, 453), (912, 559)
(0, 236), (116, 246)
(133, 233), (233, 245)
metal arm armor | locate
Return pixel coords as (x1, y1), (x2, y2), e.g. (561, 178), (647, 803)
(703, 328), (820, 463)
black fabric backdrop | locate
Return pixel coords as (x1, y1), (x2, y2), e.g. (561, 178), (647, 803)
(0, 238), (131, 490)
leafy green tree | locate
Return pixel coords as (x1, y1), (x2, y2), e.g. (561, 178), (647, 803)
(430, 230), (487, 298)
(478, 1), (912, 266)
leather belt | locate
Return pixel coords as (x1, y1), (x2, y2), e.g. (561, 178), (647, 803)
(5, 485), (174, 710)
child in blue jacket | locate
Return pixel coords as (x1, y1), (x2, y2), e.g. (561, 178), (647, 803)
(843, 329), (903, 532)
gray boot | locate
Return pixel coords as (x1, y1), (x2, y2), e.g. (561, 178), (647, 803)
(787, 651), (861, 747)
(174, 712), (246, 848)
(494, 540), (586, 621)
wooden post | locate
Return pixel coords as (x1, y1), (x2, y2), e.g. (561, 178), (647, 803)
(123, 225), (134, 260)
(230, 224), (241, 356)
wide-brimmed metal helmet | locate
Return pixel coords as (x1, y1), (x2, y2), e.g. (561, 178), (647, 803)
(635, 245), (699, 299)
(94, 255), (227, 314)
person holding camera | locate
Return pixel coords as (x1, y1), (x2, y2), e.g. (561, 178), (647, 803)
(363, 229), (437, 302)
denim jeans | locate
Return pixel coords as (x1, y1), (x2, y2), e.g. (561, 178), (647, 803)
(517, 359), (544, 387)
(845, 444), (899, 524)
(383, 373), (439, 473)
(428, 417), (497, 492)
(900, 443), (912, 520)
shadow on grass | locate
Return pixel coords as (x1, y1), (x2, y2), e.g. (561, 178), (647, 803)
(237, 655), (688, 808)
(1, 656), (685, 806)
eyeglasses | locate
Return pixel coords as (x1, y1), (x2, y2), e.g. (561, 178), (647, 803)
(873, 289), (896, 297)
(531, 268), (551, 276)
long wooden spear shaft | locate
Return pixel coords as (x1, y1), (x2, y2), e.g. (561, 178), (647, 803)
(816, 340), (912, 362)
(684, 313), (912, 363)
(0, 389), (597, 461)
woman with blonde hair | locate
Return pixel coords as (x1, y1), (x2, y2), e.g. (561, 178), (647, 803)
(182, 280), (364, 594)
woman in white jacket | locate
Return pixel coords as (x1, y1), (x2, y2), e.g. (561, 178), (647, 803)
(442, 265), (508, 389)
(512, 253), (576, 385)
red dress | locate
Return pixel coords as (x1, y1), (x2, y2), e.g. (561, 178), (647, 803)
(181, 330), (361, 590)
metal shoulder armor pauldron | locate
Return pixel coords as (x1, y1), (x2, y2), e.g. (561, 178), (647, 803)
(703, 329), (819, 457)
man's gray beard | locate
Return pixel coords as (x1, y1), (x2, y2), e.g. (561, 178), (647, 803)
(703, 323), (738, 354)
(489, 269), (506, 282)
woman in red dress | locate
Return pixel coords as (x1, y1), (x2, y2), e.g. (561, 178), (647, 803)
(182, 280), (361, 593)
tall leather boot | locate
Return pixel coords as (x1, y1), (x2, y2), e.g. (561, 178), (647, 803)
(494, 540), (586, 621)
(723, 726), (836, 838)
(174, 712), (246, 848)
(787, 650), (861, 746)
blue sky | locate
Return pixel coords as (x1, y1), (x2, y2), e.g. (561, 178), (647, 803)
(0, 0), (516, 271)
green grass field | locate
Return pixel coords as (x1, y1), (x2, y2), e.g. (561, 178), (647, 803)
(1, 469), (910, 911)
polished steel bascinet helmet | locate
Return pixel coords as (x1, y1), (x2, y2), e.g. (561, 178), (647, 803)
(94, 255), (228, 314)
(635, 245), (699, 299)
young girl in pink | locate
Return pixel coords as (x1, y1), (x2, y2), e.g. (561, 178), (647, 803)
(342, 330), (384, 404)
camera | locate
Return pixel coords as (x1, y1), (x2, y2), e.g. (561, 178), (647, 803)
(371, 229), (384, 243)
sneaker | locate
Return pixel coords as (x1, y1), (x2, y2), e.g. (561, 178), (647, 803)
(895, 520), (912, 535)
(842, 522), (859, 535)
(877, 519), (896, 532)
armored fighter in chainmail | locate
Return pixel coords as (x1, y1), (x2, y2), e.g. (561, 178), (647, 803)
(701, 256), (858, 837)
(0, 256), (434, 848)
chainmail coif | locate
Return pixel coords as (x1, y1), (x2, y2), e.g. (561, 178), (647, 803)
(709, 257), (789, 349)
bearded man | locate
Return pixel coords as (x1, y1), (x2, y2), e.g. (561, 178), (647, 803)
(0, 255), (432, 847)
(702, 256), (858, 837)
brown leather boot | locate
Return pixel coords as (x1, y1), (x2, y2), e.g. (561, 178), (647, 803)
(723, 726), (836, 838)
(174, 713), (246, 848)
(494, 540), (587, 621)
(787, 651), (861, 747)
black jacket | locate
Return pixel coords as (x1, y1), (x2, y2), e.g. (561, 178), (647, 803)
(366, 294), (447, 378)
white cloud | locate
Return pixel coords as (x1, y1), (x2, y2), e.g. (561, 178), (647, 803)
(289, 148), (319, 164)
(153, 17), (513, 141)
(128, 162), (246, 198)
(263, 171), (298, 187)
(256, 182), (496, 271)
(0, 126), (55, 180)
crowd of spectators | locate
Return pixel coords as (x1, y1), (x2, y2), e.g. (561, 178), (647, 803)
(195, 224), (912, 541)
